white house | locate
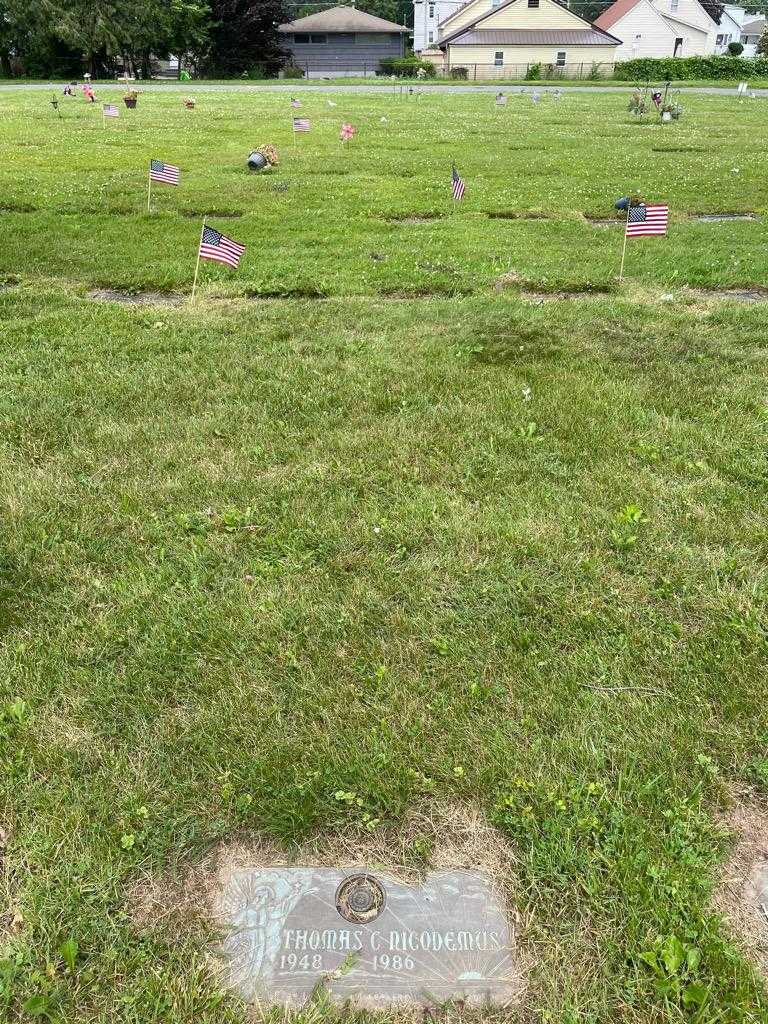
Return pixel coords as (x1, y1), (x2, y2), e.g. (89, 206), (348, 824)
(595, 0), (685, 59)
(741, 15), (766, 56)
(595, 0), (744, 58)
(714, 4), (746, 52)
(434, 0), (620, 77)
(413, 0), (465, 52)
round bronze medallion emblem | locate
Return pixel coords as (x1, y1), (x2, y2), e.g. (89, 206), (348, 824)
(335, 873), (386, 924)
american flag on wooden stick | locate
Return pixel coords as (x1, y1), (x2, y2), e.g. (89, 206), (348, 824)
(199, 225), (245, 269)
(452, 164), (466, 202)
(293, 118), (311, 132)
(150, 159), (180, 186)
(626, 203), (668, 237)
(103, 104), (119, 118)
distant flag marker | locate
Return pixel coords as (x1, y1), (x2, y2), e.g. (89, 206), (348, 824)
(293, 118), (311, 132)
(192, 220), (246, 301)
(619, 202), (669, 280)
(147, 159), (181, 214)
(291, 97), (302, 108)
(102, 103), (119, 126)
(451, 163), (466, 204)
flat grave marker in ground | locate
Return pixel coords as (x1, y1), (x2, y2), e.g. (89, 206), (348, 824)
(216, 867), (520, 1008)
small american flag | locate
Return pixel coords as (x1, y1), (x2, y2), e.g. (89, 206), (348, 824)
(626, 203), (669, 237)
(199, 225), (246, 269)
(452, 164), (466, 202)
(103, 104), (119, 118)
(495, 93), (507, 105)
(150, 159), (180, 186)
(293, 118), (311, 133)
(290, 97), (301, 108)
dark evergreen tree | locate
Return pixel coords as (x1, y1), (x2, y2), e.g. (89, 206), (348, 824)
(202, 0), (288, 76)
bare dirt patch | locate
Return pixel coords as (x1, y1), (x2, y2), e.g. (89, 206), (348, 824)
(0, 202), (37, 214)
(180, 210), (244, 219)
(583, 215), (623, 227)
(87, 289), (184, 307)
(487, 211), (549, 221)
(385, 212), (445, 226)
(127, 801), (525, 966)
(713, 787), (768, 978)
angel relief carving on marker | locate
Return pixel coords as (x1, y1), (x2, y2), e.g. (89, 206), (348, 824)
(220, 869), (314, 996)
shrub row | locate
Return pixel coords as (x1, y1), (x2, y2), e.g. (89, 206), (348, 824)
(614, 54), (768, 80)
(378, 56), (437, 78)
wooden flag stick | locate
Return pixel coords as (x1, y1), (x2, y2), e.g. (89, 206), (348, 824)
(191, 217), (206, 303)
(147, 165), (153, 214)
(619, 205), (631, 282)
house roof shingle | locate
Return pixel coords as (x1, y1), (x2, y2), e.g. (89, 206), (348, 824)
(594, 0), (643, 31)
(742, 16), (766, 34)
(439, 0), (621, 46)
(450, 28), (620, 44)
(278, 6), (408, 34)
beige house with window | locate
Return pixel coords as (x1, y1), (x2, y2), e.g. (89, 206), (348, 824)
(435, 0), (621, 76)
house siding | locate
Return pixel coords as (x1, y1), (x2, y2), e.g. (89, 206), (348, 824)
(439, 0), (498, 39)
(606, 1), (679, 58)
(658, 14), (710, 53)
(446, 41), (617, 71)
(284, 34), (405, 72)
(650, 0), (716, 50)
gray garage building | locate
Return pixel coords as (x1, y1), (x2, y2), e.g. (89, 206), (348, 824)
(278, 6), (409, 77)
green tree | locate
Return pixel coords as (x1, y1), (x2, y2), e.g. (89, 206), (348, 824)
(758, 26), (768, 53)
(202, 0), (288, 77)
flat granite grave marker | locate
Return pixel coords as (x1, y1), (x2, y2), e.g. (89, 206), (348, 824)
(216, 867), (520, 1008)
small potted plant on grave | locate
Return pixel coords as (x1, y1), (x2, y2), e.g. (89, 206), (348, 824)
(123, 89), (138, 109)
(628, 89), (647, 115)
(184, 96), (196, 109)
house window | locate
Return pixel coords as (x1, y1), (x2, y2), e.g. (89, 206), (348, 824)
(555, 50), (566, 66)
(669, 0), (678, 11)
(334, 33), (355, 44)
(716, 33), (724, 44)
(528, 0), (540, 6)
(674, 36), (683, 54)
(356, 33), (384, 43)
(428, 30), (434, 42)
(494, 50), (504, 66)
(294, 33), (310, 43)
(429, 3), (435, 16)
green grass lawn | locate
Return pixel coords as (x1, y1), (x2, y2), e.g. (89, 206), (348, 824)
(1, 88), (768, 1024)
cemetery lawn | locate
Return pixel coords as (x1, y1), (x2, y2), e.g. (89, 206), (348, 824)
(1, 89), (768, 1023)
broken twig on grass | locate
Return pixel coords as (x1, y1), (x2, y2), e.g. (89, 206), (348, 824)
(581, 684), (673, 698)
